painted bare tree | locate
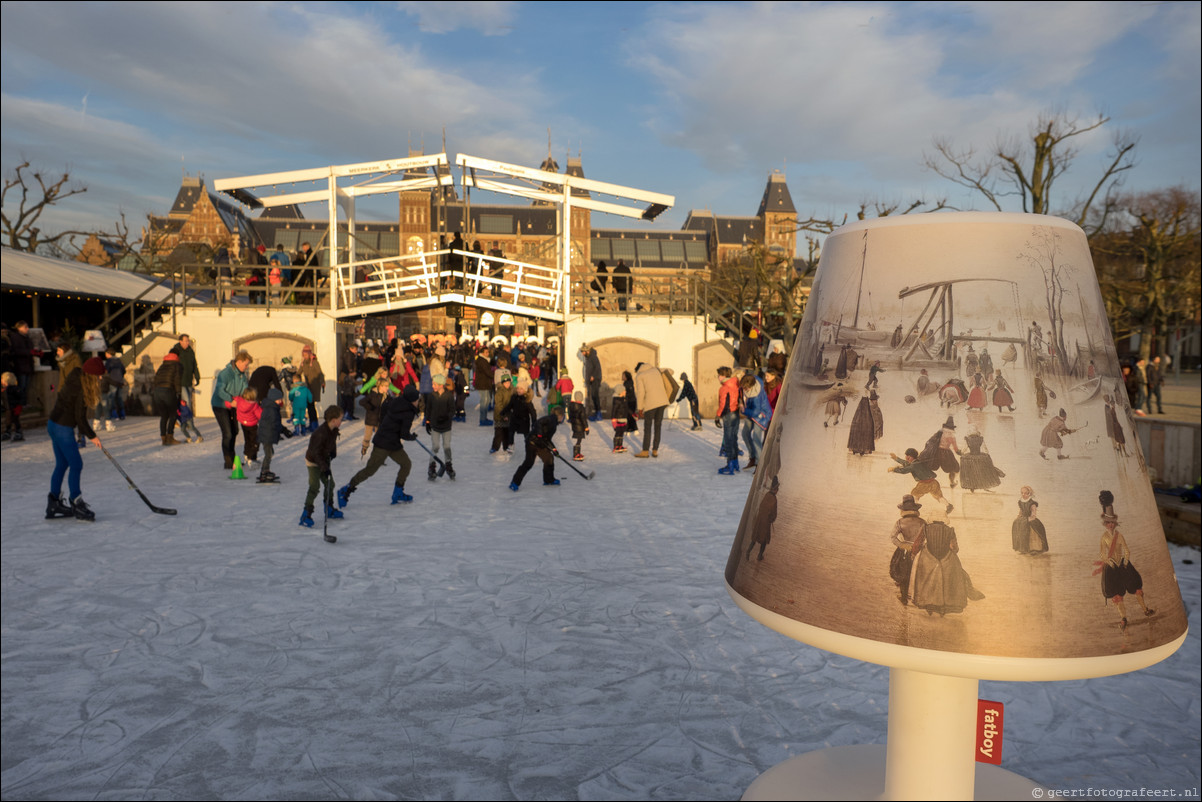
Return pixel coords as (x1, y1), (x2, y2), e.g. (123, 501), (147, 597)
(1019, 226), (1074, 375)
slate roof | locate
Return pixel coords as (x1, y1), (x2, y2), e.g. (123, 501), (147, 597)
(757, 171), (796, 216)
(589, 229), (709, 270)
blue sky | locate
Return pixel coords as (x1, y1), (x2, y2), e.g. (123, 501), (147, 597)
(2, 1), (1199, 247)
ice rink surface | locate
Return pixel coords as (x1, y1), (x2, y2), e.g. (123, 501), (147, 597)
(2, 412), (1198, 800)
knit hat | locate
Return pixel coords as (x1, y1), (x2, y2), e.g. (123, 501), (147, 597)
(433, 373), (446, 386)
(162, 352), (179, 362)
(83, 357), (106, 376)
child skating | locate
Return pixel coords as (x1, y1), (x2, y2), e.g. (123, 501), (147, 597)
(568, 390), (589, 460)
(300, 405), (343, 542)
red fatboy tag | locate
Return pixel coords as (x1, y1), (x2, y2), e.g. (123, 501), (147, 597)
(976, 699), (1004, 764)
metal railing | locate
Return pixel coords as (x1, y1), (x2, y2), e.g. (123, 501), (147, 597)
(569, 269), (760, 338)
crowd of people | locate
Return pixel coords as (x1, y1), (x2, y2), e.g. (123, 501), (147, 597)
(3, 321), (801, 531)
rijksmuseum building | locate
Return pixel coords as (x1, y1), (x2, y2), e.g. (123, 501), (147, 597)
(128, 150), (798, 279)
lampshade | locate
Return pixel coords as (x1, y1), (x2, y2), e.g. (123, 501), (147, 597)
(724, 212), (1187, 799)
(81, 329), (107, 353)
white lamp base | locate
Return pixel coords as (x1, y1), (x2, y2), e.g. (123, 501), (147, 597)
(743, 744), (1043, 801)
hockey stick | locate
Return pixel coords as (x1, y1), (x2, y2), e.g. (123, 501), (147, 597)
(322, 478), (336, 543)
(413, 438), (446, 472)
(100, 446), (177, 515)
(555, 451), (595, 480)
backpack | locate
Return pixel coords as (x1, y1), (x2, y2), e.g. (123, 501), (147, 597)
(662, 370), (680, 404)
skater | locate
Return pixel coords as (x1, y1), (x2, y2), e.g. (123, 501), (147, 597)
(473, 347), (495, 426)
(6, 321), (35, 440)
(679, 372), (702, 429)
(509, 406), (564, 491)
(620, 370), (638, 439)
(299, 345), (324, 432)
(169, 334), (200, 435)
(889, 494), (925, 605)
(610, 382), (631, 453)
(1039, 408), (1078, 460)
(990, 369), (1016, 412)
(46, 356), (105, 521)
(716, 366), (741, 474)
(212, 350), (252, 470)
(300, 405), (343, 530)
(1, 370), (22, 442)
(568, 390), (589, 461)
(1011, 485), (1049, 554)
(920, 416), (961, 489)
(550, 369), (574, 419)
(911, 521), (984, 615)
(357, 366), (390, 457)
(257, 387), (286, 483)
(959, 427), (1005, 493)
(1034, 374), (1049, 418)
(152, 351), (183, 446)
(425, 373), (457, 480)
(235, 386), (262, 467)
(338, 340), (361, 420)
(449, 361), (469, 422)
(503, 379), (536, 456)
(865, 360), (885, 391)
(745, 475), (779, 561)
(1096, 492), (1154, 631)
(338, 383), (421, 507)
(740, 372), (771, 470)
(633, 361), (673, 458)
(821, 383), (851, 428)
(288, 380), (313, 436)
(581, 343), (603, 420)
(491, 367), (515, 454)
(847, 390), (879, 457)
(888, 448), (954, 516)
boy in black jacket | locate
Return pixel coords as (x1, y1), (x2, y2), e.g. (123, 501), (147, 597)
(568, 391), (589, 460)
(338, 384), (420, 506)
(509, 407), (564, 491)
(300, 405), (342, 532)
(257, 387), (286, 482)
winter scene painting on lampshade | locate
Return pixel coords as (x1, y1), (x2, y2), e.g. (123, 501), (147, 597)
(725, 213), (1187, 660)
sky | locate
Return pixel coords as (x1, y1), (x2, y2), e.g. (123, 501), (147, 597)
(2, 1), (1200, 246)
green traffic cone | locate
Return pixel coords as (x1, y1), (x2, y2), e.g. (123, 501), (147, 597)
(230, 454), (246, 480)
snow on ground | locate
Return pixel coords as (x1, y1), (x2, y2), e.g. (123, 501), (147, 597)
(2, 408), (1199, 800)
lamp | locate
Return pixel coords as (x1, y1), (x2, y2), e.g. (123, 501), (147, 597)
(81, 329), (107, 354)
(725, 212), (1188, 799)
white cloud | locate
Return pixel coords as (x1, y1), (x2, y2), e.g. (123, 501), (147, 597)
(393, 1), (516, 35)
(624, 1), (1195, 212)
(0, 2), (551, 171)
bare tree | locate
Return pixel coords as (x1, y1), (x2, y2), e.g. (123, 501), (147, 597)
(1092, 187), (1202, 360)
(1017, 225), (1077, 375)
(1, 161), (87, 252)
(925, 110), (1136, 236)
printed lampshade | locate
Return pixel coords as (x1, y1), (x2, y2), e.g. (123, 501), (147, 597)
(725, 212), (1187, 681)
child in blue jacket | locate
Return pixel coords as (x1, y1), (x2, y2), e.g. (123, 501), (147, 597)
(288, 383), (313, 434)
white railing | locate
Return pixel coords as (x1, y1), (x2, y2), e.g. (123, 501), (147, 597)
(332, 249), (564, 315)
